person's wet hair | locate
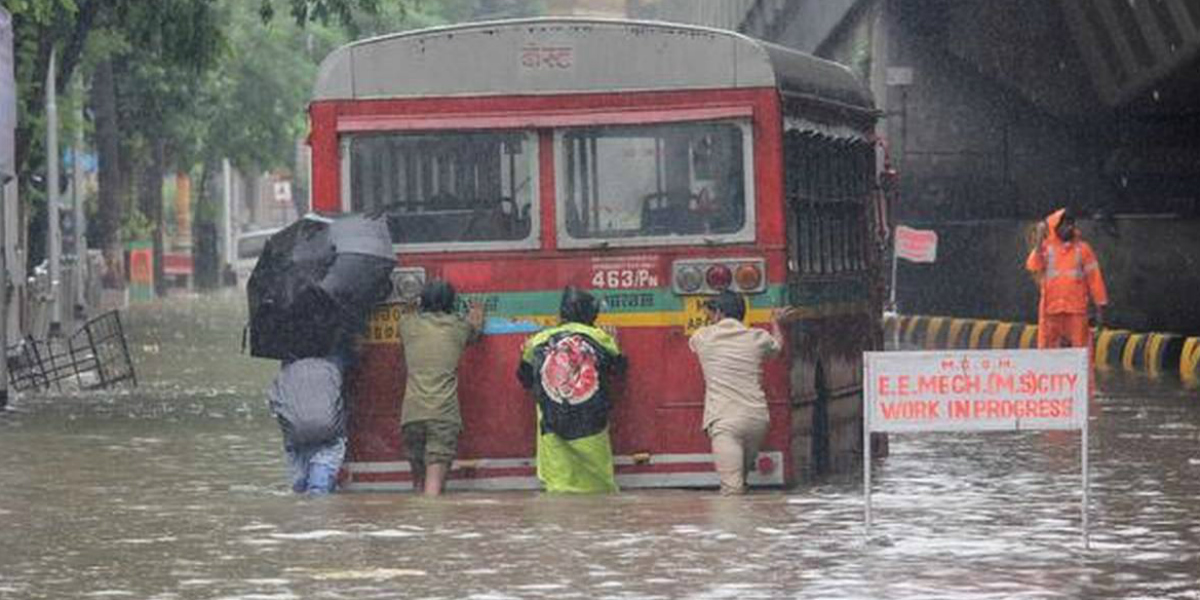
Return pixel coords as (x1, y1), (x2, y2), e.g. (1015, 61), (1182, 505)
(705, 290), (746, 321)
(559, 286), (599, 325)
(420, 279), (457, 314)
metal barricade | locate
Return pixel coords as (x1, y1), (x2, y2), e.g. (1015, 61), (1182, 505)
(6, 310), (136, 392)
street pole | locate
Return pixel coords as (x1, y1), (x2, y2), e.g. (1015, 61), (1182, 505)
(223, 158), (233, 274)
(0, 175), (8, 408)
(1, 6), (14, 407)
(46, 49), (61, 337)
(73, 76), (86, 316)
(888, 235), (899, 349)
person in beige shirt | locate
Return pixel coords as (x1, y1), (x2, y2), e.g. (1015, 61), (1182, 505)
(689, 290), (790, 495)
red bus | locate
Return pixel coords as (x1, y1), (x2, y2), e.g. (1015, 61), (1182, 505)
(308, 18), (884, 491)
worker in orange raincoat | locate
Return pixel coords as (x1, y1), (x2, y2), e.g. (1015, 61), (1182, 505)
(1025, 208), (1108, 350)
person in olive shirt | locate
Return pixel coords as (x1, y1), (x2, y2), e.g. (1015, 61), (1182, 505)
(399, 279), (484, 496)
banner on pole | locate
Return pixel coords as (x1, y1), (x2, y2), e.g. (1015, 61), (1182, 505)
(894, 225), (937, 263)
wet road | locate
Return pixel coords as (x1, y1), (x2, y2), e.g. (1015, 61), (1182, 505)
(1, 294), (1198, 599)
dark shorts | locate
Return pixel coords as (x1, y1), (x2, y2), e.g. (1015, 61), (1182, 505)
(402, 421), (461, 468)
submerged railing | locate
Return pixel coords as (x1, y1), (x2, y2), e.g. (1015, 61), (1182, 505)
(7, 310), (137, 393)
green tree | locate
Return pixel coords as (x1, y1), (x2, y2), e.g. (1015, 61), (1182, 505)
(11, 0), (543, 289)
(9, 0), (394, 283)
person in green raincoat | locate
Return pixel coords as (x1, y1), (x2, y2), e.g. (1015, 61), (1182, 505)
(517, 287), (625, 493)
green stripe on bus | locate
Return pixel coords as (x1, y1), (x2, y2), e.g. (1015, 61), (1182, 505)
(455, 280), (869, 316)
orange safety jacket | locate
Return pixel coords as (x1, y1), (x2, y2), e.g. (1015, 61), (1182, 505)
(1025, 208), (1108, 315)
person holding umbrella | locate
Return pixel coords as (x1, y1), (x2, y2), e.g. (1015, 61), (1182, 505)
(249, 213), (396, 494)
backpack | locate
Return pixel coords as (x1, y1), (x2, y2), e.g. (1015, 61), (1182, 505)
(268, 357), (346, 447)
(530, 330), (615, 441)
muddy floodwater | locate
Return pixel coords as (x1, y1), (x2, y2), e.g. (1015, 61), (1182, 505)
(1, 294), (1198, 599)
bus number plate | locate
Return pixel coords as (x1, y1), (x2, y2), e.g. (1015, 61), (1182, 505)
(591, 268), (659, 289)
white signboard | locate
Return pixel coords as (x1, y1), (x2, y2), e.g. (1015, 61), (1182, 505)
(273, 180), (292, 204)
(0, 8), (15, 178)
(863, 348), (1090, 547)
(865, 348), (1088, 432)
(886, 66), (914, 87)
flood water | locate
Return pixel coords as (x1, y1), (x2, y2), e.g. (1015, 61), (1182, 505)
(1, 294), (1198, 599)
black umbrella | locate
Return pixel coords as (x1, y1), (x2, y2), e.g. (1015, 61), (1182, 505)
(247, 213), (396, 360)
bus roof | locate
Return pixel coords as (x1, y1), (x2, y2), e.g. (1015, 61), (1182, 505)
(313, 17), (873, 112)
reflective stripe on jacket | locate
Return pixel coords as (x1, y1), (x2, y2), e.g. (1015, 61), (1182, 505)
(1025, 208), (1108, 314)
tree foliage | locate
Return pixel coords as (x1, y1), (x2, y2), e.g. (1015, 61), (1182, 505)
(10, 0), (546, 277)
(260, 0), (384, 29)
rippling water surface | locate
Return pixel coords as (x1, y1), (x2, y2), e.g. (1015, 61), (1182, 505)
(1, 294), (1197, 599)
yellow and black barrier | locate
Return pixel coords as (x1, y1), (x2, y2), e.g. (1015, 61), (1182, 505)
(890, 315), (1195, 378)
(883, 314), (899, 341)
(923, 316), (949, 349)
(1095, 329), (1131, 369)
(1145, 333), (1184, 376)
(946, 318), (975, 349)
(1121, 332), (1149, 371)
(967, 320), (998, 349)
(1180, 337), (1200, 383)
(904, 315), (929, 346)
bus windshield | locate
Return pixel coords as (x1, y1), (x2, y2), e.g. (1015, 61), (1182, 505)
(347, 131), (536, 247)
(558, 120), (749, 244)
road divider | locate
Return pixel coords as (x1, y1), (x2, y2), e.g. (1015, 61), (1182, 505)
(1181, 337), (1200, 384)
(1121, 333), (1148, 371)
(947, 318), (973, 349)
(968, 320), (997, 350)
(889, 315), (1196, 378)
(1094, 329), (1131, 369)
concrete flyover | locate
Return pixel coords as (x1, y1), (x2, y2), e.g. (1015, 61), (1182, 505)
(885, 314), (1200, 382)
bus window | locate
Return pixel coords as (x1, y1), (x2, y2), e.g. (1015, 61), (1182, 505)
(346, 131), (536, 247)
(557, 121), (750, 245)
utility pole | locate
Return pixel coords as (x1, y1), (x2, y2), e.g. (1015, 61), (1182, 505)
(73, 76), (87, 315)
(0, 175), (8, 407)
(46, 49), (62, 337)
(223, 158), (234, 273)
(0, 6), (14, 407)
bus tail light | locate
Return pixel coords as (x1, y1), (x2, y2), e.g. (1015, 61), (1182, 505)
(705, 265), (732, 291)
(757, 454), (776, 475)
(734, 264), (762, 291)
(675, 265), (704, 293)
(390, 267), (426, 302)
(671, 258), (766, 295)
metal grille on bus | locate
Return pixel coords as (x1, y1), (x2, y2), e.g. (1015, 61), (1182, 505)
(783, 130), (874, 276)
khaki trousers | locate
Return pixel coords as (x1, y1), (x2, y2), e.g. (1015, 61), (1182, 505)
(708, 417), (769, 495)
